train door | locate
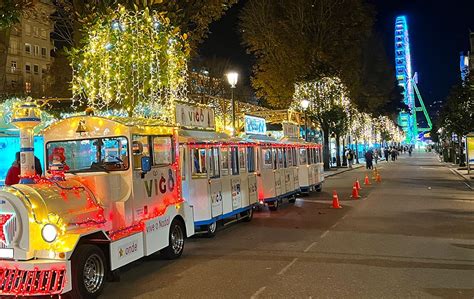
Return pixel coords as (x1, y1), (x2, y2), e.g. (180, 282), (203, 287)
(229, 146), (242, 211)
(274, 148), (283, 196)
(298, 146), (309, 191)
(188, 145), (212, 222)
(246, 146), (258, 205)
(220, 146), (233, 215)
(283, 148), (292, 194)
(258, 147), (276, 201)
(292, 147), (299, 190)
(208, 146), (223, 218)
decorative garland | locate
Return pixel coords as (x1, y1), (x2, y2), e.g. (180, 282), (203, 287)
(70, 5), (189, 120)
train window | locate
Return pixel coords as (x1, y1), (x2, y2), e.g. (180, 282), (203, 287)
(180, 146), (186, 181)
(299, 148), (307, 165)
(47, 137), (129, 172)
(292, 148), (298, 166)
(230, 146), (239, 175)
(132, 135), (150, 170)
(192, 148), (207, 177)
(247, 147), (256, 172)
(239, 147), (246, 172)
(273, 149), (278, 169)
(221, 147), (229, 176)
(263, 148), (272, 169)
(152, 136), (173, 166)
(277, 148), (284, 168)
(208, 147), (220, 178)
(283, 149), (288, 168)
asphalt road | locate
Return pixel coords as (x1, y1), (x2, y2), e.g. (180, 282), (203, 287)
(101, 152), (474, 299)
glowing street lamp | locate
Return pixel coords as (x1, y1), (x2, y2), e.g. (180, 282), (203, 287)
(226, 72), (239, 135)
(300, 99), (310, 141)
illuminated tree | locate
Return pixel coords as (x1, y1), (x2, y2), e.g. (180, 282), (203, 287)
(292, 77), (350, 169)
(70, 5), (189, 119)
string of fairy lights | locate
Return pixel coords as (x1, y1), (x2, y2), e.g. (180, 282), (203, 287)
(70, 5), (189, 120)
(291, 77), (405, 144)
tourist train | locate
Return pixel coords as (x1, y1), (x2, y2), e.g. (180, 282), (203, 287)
(0, 102), (323, 297)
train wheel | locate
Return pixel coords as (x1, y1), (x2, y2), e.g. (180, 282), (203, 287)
(71, 244), (106, 299)
(161, 219), (185, 259)
(242, 207), (253, 222)
(204, 221), (217, 238)
(316, 185), (322, 192)
(288, 196), (296, 203)
(269, 200), (279, 211)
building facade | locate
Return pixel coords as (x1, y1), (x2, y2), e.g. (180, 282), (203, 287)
(4, 0), (55, 97)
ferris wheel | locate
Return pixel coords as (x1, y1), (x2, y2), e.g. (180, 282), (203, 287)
(394, 16), (432, 144)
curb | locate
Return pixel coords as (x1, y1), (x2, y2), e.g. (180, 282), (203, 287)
(325, 164), (364, 178)
(449, 168), (474, 191)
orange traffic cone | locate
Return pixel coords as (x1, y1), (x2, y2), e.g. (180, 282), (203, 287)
(376, 173), (382, 183)
(331, 190), (342, 208)
(364, 174), (371, 185)
(351, 184), (360, 199)
(355, 179), (362, 190)
(372, 168), (378, 179)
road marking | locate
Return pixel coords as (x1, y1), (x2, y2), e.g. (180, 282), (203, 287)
(331, 222), (339, 229)
(303, 242), (318, 252)
(341, 214), (348, 220)
(250, 286), (267, 299)
(464, 182), (473, 190)
(277, 258), (298, 275)
(320, 230), (330, 239)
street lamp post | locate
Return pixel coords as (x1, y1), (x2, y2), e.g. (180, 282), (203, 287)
(300, 99), (310, 141)
(226, 72), (238, 136)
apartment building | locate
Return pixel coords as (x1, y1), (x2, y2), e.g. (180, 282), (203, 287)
(4, 0), (55, 97)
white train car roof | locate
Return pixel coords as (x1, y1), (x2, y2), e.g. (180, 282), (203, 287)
(42, 116), (175, 142)
(177, 129), (230, 144)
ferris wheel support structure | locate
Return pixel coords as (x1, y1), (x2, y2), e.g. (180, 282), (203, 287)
(394, 16), (432, 144)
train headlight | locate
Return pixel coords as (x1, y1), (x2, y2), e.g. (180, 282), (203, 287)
(41, 224), (58, 243)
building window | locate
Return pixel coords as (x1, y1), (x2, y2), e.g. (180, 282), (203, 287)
(25, 43), (31, 54)
(42, 67), (47, 75)
(40, 29), (47, 39)
(41, 47), (47, 58)
(11, 80), (17, 88)
(25, 64), (31, 73)
(25, 24), (31, 35)
(11, 61), (17, 72)
(33, 26), (39, 37)
(9, 40), (18, 54)
(34, 45), (39, 56)
(33, 65), (39, 75)
(25, 82), (32, 93)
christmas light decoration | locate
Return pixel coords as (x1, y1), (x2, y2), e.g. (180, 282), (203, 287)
(70, 5), (189, 120)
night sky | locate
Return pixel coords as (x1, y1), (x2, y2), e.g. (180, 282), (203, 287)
(199, 0), (474, 114)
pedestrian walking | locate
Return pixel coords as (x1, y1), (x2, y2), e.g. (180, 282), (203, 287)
(408, 146), (413, 156)
(346, 149), (354, 168)
(374, 148), (379, 165)
(391, 148), (397, 161)
(364, 150), (373, 169)
(384, 147), (389, 162)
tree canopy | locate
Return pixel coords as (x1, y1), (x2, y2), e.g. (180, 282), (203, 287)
(239, 0), (375, 109)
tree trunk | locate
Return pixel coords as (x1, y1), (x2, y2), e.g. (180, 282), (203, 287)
(355, 139), (359, 164)
(335, 134), (341, 167)
(342, 136), (347, 166)
(458, 135), (466, 167)
(0, 27), (12, 93)
(322, 126), (330, 170)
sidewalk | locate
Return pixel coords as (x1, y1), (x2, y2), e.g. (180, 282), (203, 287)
(324, 163), (364, 178)
(438, 155), (474, 190)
